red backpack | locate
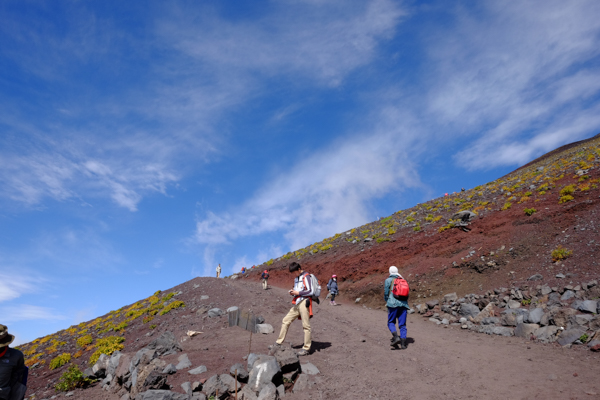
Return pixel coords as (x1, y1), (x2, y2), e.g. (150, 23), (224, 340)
(391, 277), (409, 299)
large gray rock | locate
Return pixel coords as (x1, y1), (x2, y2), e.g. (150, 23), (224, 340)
(459, 303), (480, 318)
(534, 326), (560, 343)
(292, 374), (312, 393)
(208, 308), (224, 318)
(300, 363), (320, 375)
(239, 385), (259, 400)
(176, 354), (192, 370)
(230, 363), (249, 383)
(507, 300), (521, 309)
(248, 356), (282, 393)
(141, 371), (169, 391)
(527, 274), (543, 281)
(551, 308), (578, 327)
(561, 290), (576, 301)
(146, 331), (182, 356)
(257, 383), (279, 400)
(256, 324), (274, 334)
(271, 346), (300, 374)
(92, 354), (110, 378)
(573, 314), (593, 326)
(426, 300), (439, 309)
(107, 351), (123, 378)
(481, 317), (500, 325)
(162, 364), (177, 375)
(514, 323), (540, 338)
(578, 300), (598, 313)
(527, 308), (544, 324)
(188, 365), (207, 375)
(590, 316), (600, 331)
(540, 285), (552, 295)
(443, 293), (458, 303)
(557, 328), (586, 346)
(203, 374), (236, 399)
(137, 390), (189, 400)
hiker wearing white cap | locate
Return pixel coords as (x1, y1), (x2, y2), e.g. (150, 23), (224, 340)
(216, 264), (221, 278)
(384, 266), (409, 349)
(0, 324), (27, 400)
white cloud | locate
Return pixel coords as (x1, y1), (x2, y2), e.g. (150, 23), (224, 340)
(0, 273), (39, 302)
(0, 305), (66, 323)
(195, 121), (423, 251)
(421, 1), (600, 169)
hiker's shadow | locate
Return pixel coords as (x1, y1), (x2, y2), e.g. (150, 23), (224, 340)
(406, 337), (415, 344)
(292, 341), (332, 353)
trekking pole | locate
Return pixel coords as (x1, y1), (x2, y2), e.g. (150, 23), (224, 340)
(235, 369), (238, 400)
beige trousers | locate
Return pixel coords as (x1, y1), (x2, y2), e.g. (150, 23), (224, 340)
(276, 301), (311, 350)
(262, 279), (268, 289)
(216, 271), (220, 278)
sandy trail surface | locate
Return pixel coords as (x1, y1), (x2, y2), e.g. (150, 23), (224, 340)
(66, 279), (600, 400)
(259, 284), (600, 400)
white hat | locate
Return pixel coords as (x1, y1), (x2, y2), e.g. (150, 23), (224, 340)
(389, 266), (399, 275)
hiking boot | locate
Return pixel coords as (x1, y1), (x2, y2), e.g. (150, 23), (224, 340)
(390, 332), (401, 347)
(332, 301), (337, 305)
(400, 338), (407, 349)
(330, 301), (334, 305)
(297, 349), (310, 356)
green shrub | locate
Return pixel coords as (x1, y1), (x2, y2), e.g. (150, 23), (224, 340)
(376, 237), (390, 243)
(560, 185), (575, 196)
(579, 333), (589, 342)
(55, 365), (95, 392)
(523, 208), (537, 216)
(502, 202), (512, 210)
(266, 259), (274, 266)
(49, 353), (71, 370)
(559, 195), (574, 203)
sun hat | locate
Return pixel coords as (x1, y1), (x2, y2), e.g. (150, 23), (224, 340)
(0, 325), (15, 348)
(332, 274), (337, 278)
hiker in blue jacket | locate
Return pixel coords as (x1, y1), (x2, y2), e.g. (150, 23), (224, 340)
(326, 275), (338, 305)
(384, 266), (409, 349)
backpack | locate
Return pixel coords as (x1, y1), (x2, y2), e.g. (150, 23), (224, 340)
(303, 274), (321, 300)
(391, 277), (409, 300)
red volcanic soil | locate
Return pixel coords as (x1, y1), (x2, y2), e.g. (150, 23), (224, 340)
(244, 134), (600, 310)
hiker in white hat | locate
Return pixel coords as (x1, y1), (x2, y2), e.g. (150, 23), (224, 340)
(384, 266), (410, 349)
(0, 324), (27, 400)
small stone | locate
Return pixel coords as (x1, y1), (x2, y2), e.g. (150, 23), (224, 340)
(301, 362), (320, 375)
(188, 366), (208, 375)
(527, 274), (543, 281)
(556, 273), (566, 279)
(176, 354), (192, 370)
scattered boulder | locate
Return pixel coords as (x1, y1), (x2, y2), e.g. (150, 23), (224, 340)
(146, 331), (182, 356)
(473, 303), (494, 323)
(137, 390), (189, 400)
(176, 354), (192, 370)
(256, 324), (274, 334)
(162, 364), (177, 375)
(292, 374), (312, 393)
(188, 366), (207, 375)
(257, 382), (279, 400)
(239, 385), (259, 400)
(300, 363), (320, 375)
(208, 308), (224, 318)
(141, 371), (169, 391)
(561, 290), (576, 301)
(203, 374), (236, 399)
(557, 328), (586, 346)
(514, 323), (540, 338)
(528, 274), (543, 281)
(534, 326), (560, 343)
(527, 308), (544, 324)
(507, 300), (521, 309)
(443, 293), (458, 303)
(578, 300), (598, 313)
(247, 356), (282, 393)
(271, 346), (300, 374)
(459, 303), (480, 318)
(426, 300), (439, 309)
(230, 363), (249, 383)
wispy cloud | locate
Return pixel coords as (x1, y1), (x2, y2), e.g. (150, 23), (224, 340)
(420, 1), (600, 169)
(0, 305), (66, 323)
(0, 272), (41, 302)
(195, 123), (423, 251)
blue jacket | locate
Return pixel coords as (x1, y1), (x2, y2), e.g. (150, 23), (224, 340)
(384, 275), (409, 309)
(327, 279), (338, 294)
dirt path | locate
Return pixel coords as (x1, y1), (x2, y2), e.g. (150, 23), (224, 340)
(261, 284), (600, 400)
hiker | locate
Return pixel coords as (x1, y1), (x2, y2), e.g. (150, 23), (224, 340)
(241, 267), (246, 274)
(327, 275), (338, 305)
(216, 263), (221, 278)
(0, 325), (27, 400)
(261, 269), (270, 290)
(384, 266), (409, 349)
(272, 262), (314, 356)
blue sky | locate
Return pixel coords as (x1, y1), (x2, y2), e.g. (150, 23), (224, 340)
(1, 0), (600, 345)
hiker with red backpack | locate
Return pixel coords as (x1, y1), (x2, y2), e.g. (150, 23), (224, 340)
(271, 262), (319, 356)
(384, 266), (409, 349)
(261, 269), (269, 290)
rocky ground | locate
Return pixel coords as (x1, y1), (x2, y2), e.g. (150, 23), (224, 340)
(22, 280), (600, 400)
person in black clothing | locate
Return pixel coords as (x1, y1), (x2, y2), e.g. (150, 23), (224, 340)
(0, 324), (26, 400)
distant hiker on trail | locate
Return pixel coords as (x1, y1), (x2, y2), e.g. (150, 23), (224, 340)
(271, 262), (315, 356)
(0, 324), (27, 400)
(241, 267), (246, 274)
(384, 266), (409, 350)
(261, 269), (270, 290)
(327, 275), (338, 305)
(216, 263), (221, 278)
